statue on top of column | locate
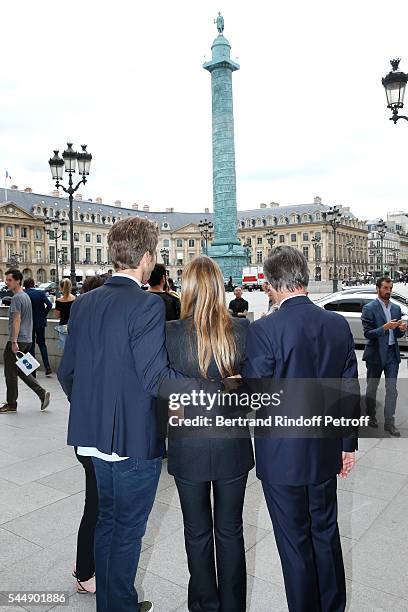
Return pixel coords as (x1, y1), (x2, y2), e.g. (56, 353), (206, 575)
(215, 12), (224, 34)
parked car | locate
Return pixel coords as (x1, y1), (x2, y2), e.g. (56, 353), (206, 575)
(0, 288), (13, 306)
(314, 290), (408, 348)
(35, 282), (57, 296)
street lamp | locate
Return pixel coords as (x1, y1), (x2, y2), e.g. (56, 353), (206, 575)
(311, 235), (321, 280)
(48, 143), (92, 291)
(265, 229), (277, 252)
(244, 240), (252, 265)
(7, 251), (21, 268)
(198, 218), (213, 255)
(44, 211), (67, 296)
(160, 247), (169, 266)
(382, 59), (408, 123)
(377, 219), (387, 277)
(324, 206), (341, 292)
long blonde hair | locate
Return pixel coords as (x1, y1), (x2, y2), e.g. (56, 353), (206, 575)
(181, 256), (237, 378)
(60, 278), (72, 299)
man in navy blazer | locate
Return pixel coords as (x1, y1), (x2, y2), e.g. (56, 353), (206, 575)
(58, 217), (185, 612)
(244, 246), (359, 612)
(362, 276), (406, 436)
(23, 278), (52, 376)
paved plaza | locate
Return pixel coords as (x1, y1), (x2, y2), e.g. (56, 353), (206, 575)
(0, 349), (407, 611)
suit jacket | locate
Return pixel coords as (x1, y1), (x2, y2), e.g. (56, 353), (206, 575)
(362, 299), (403, 366)
(58, 276), (183, 459)
(165, 317), (255, 481)
(243, 295), (359, 486)
(25, 288), (52, 329)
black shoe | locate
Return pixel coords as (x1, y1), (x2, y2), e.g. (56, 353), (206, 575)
(45, 368), (52, 376)
(384, 424), (400, 437)
(40, 391), (50, 411)
(139, 603), (154, 612)
(368, 416), (378, 428)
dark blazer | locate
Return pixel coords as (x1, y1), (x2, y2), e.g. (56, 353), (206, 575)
(243, 295), (359, 486)
(362, 299), (403, 366)
(58, 276), (183, 459)
(25, 288), (52, 329)
(165, 317), (255, 481)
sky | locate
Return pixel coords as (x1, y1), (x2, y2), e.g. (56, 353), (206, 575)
(1, 0), (408, 221)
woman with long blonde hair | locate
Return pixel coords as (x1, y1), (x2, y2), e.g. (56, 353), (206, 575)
(55, 278), (76, 348)
(166, 256), (254, 612)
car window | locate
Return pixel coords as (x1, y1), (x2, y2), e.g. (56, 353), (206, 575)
(324, 299), (364, 313)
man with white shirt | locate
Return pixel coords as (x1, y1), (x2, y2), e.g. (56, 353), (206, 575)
(58, 217), (182, 612)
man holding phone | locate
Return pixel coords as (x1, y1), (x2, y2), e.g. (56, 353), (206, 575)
(362, 276), (407, 436)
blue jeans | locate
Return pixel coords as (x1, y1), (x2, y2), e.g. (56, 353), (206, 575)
(366, 345), (400, 425)
(92, 456), (162, 612)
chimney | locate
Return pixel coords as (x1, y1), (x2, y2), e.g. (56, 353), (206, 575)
(24, 187), (32, 193)
(11, 184), (18, 190)
(260, 203), (267, 208)
(165, 207), (174, 213)
(132, 203), (139, 210)
(204, 207), (210, 214)
(96, 197), (103, 204)
(76, 193), (83, 201)
(269, 202), (279, 207)
(114, 200), (122, 207)
(314, 196), (322, 204)
(143, 204), (150, 212)
(51, 189), (60, 198)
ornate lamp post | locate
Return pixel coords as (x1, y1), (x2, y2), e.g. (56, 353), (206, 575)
(311, 235), (321, 280)
(7, 251), (21, 268)
(244, 240), (252, 265)
(382, 59), (408, 123)
(377, 219), (387, 277)
(325, 206), (341, 292)
(265, 229), (277, 252)
(44, 211), (67, 296)
(48, 143), (92, 291)
(198, 218), (214, 255)
(160, 247), (170, 266)
(346, 239), (354, 283)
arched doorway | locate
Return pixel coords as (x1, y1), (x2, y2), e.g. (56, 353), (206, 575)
(37, 268), (46, 283)
(22, 268), (33, 280)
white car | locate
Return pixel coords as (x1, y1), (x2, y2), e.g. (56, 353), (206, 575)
(314, 290), (408, 348)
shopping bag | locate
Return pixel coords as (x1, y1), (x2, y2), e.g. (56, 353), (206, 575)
(15, 351), (40, 376)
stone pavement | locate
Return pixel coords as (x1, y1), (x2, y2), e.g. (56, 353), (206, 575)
(0, 354), (407, 612)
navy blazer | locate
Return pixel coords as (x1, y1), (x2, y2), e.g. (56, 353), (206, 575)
(362, 299), (404, 366)
(243, 295), (359, 486)
(25, 288), (52, 329)
(58, 276), (183, 459)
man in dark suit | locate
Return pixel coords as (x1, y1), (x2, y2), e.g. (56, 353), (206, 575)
(58, 217), (184, 612)
(362, 276), (406, 436)
(23, 278), (52, 376)
(244, 246), (358, 612)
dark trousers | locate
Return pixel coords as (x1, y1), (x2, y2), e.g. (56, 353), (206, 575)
(366, 346), (399, 425)
(263, 477), (346, 612)
(29, 327), (50, 371)
(92, 456), (161, 612)
(75, 450), (98, 582)
(3, 341), (45, 405)
(175, 473), (248, 612)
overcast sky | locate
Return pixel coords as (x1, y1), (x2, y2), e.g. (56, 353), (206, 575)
(1, 0), (408, 220)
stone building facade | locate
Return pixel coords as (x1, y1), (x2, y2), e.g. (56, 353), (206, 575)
(0, 188), (368, 284)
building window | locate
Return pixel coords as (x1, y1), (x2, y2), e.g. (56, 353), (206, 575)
(36, 248), (43, 263)
(256, 251), (263, 263)
(85, 233), (91, 242)
(6, 226), (13, 237)
(163, 239), (170, 247)
(176, 239), (183, 248)
(246, 238), (252, 246)
(74, 232), (79, 242)
(315, 231), (321, 240)
(303, 233), (309, 241)
(279, 235), (285, 243)
(291, 234), (297, 242)
(49, 246), (55, 263)
(20, 227), (28, 238)
(189, 252), (194, 260)
(74, 247), (80, 263)
(97, 234), (102, 244)
(21, 244), (28, 262)
(303, 246), (309, 260)
(61, 247), (68, 263)
(188, 239), (195, 248)
(257, 237), (263, 244)
(96, 249), (102, 264)
(85, 248), (91, 263)
(61, 230), (67, 241)
(35, 228), (42, 240)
